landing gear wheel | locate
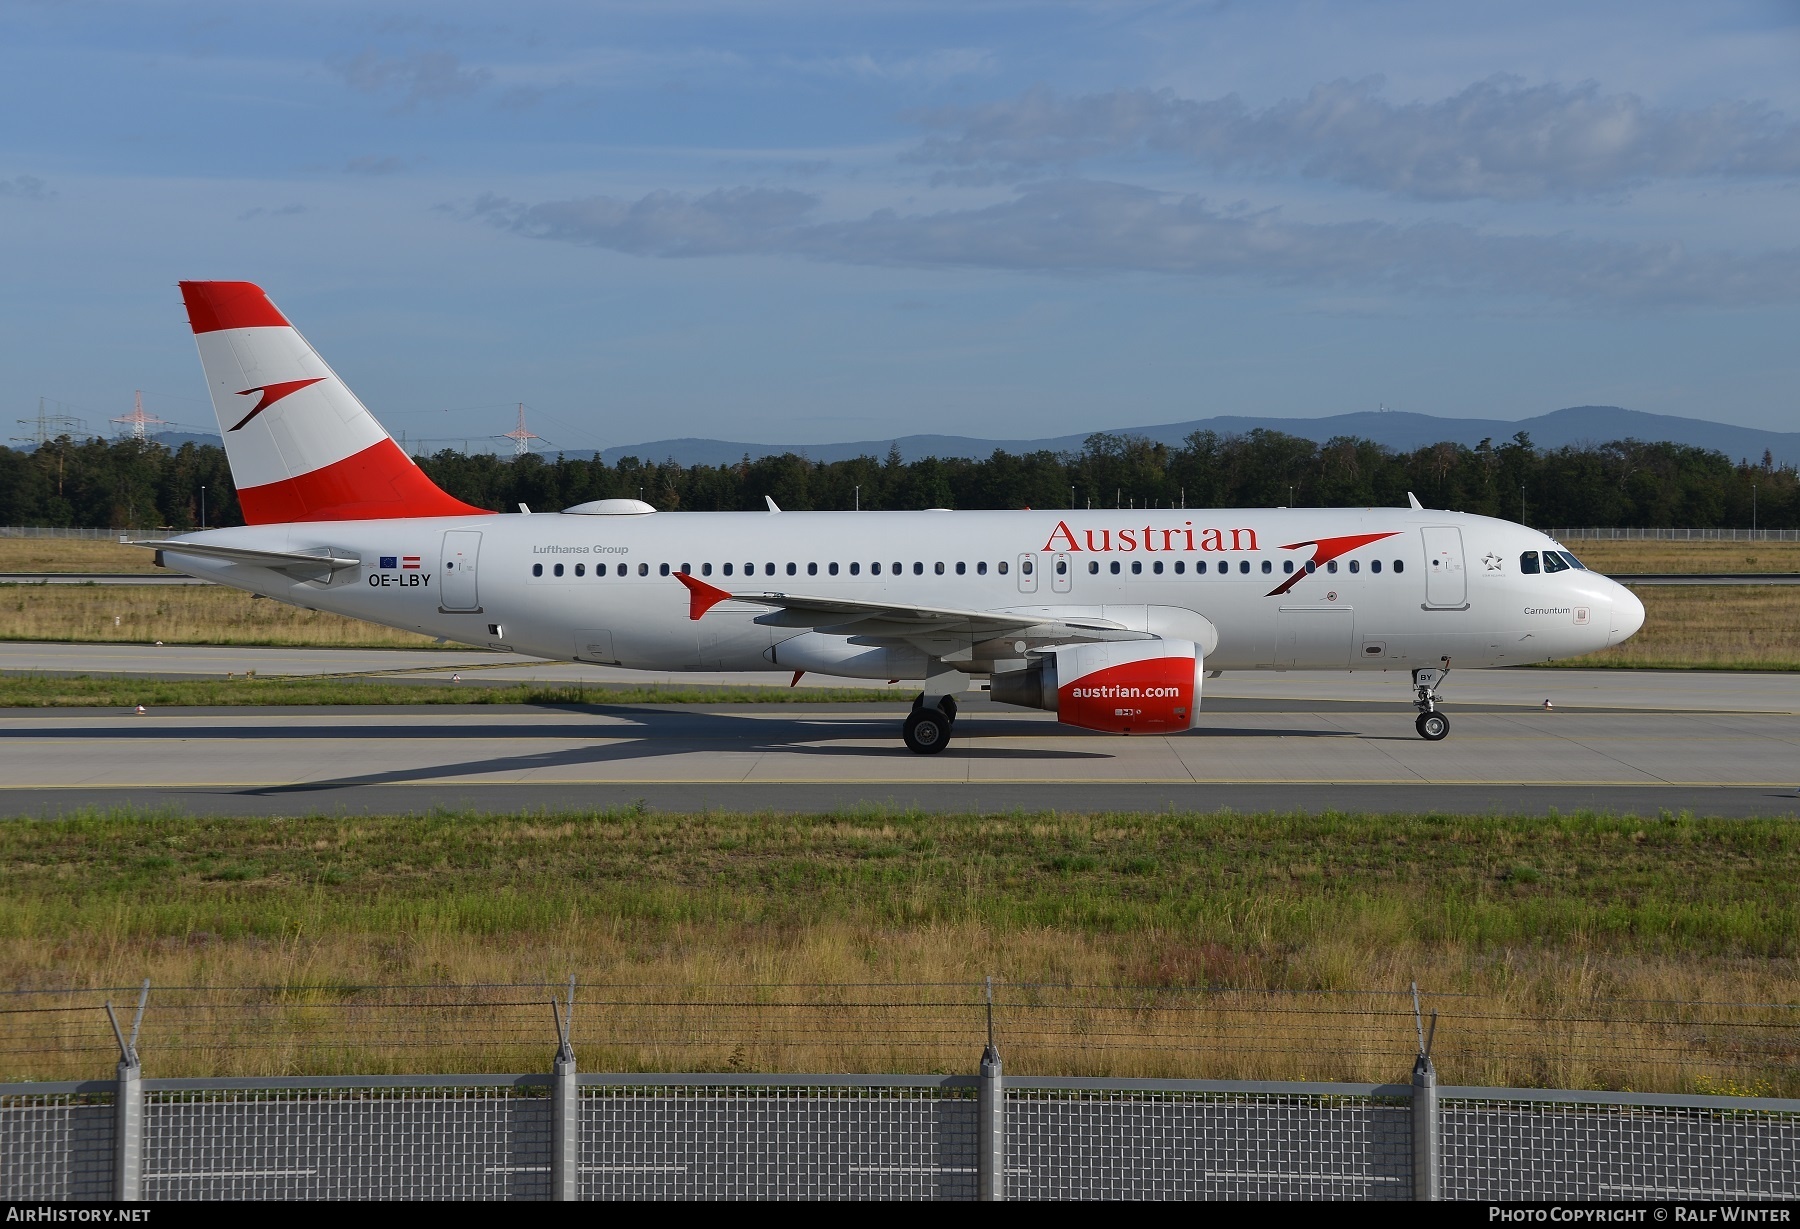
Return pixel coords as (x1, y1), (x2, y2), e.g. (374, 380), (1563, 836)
(904, 708), (952, 755)
(938, 695), (958, 725)
(1416, 711), (1450, 741)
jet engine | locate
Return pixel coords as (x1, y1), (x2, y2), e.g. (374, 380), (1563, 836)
(989, 639), (1203, 734)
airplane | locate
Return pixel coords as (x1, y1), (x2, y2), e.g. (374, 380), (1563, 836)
(133, 281), (1645, 753)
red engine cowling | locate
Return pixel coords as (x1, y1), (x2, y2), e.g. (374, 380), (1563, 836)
(989, 639), (1203, 734)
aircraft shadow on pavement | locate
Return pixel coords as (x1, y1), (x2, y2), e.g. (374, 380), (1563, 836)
(225, 705), (1121, 796)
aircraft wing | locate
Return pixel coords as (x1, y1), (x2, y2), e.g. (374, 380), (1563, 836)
(674, 572), (1149, 644)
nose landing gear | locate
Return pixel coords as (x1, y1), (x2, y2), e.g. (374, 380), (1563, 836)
(1412, 659), (1451, 741)
(903, 693), (957, 754)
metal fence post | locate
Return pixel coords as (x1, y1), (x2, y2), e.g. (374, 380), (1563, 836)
(1410, 983), (1440, 1201)
(977, 978), (1004, 1201)
(106, 981), (149, 1202)
(550, 977), (578, 1202)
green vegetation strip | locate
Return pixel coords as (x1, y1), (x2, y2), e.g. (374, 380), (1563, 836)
(8, 806), (1796, 960)
(0, 673), (897, 707)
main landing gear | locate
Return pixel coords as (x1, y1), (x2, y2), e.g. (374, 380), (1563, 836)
(904, 693), (957, 755)
(1412, 660), (1451, 741)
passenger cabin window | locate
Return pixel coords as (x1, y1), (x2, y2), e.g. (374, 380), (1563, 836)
(1152, 560), (1162, 574)
(1239, 560), (1250, 574)
(1283, 560), (1294, 574)
(1131, 561), (1142, 574)
(1088, 561), (1100, 574)
(955, 562), (966, 575)
(828, 562), (839, 575)
(1021, 559), (1033, 576)
(1542, 550), (1570, 574)
(1174, 561), (1185, 574)
(936, 562), (946, 575)
(553, 563), (564, 577)
(1520, 551), (1540, 574)
(1110, 561), (1121, 575)
(765, 563), (776, 576)
(998, 561), (1009, 575)
(1393, 560), (1404, 573)
(787, 563), (797, 576)
(701, 563), (712, 576)
(1056, 560), (1068, 575)
(849, 562), (860, 575)
(872, 562), (882, 575)
(575, 563), (585, 577)
(1262, 560), (1273, 574)
(532, 563), (543, 577)
(1371, 560), (1382, 574)
(977, 561), (988, 575)
(722, 563), (733, 576)
(913, 562), (924, 575)
(807, 563), (817, 576)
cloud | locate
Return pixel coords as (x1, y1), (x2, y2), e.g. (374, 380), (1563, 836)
(475, 186), (819, 257)
(339, 49), (490, 109)
(790, 47), (994, 84)
(906, 77), (1800, 200)
(345, 155), (407, 176)
(0, 175), (51, 200)
(475, 178), (1800, 308)
(237, 203), (308, 222)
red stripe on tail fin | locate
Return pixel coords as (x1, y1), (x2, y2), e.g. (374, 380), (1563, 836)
(179, 281), (290, 334)
(235, 438), (491, 524)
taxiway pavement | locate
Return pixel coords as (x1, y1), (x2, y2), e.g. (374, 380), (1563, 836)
(2, 685), (1797, 818)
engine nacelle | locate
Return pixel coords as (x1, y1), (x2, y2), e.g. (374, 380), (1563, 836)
(990, 639), (1203, 734)
(764, 632), (929, 680)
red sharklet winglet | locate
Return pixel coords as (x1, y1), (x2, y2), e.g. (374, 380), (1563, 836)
(675, 572), (733, 620)
(178, 281), (290, 334)
(1266, 531), (1402, 597)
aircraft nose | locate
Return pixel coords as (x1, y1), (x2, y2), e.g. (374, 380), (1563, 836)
(1609, 582), (1645, 645)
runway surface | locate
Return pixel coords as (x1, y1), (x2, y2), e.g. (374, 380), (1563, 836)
(3, 679), (1798, 818)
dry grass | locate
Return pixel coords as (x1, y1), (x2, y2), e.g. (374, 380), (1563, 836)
(0, 584), (439, 647)
(1567, 539), (1800, 575)
(4, 807), (1797, 1092)
(0, 538), (158, 573)
(1550, 585), (1800, 671)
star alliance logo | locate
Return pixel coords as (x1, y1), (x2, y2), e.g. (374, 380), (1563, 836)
(1481, 552), (1503, 572)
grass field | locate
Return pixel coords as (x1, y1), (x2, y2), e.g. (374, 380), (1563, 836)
(0, 674), (893, 707)
(2, 540), (1796, 668)
(1566, 539), (1800, 574)
(4, 807), (1797, 1092)
(0, 538), (158, 573)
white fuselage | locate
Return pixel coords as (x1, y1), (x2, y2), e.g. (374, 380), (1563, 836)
(159, 507), (1643, 677)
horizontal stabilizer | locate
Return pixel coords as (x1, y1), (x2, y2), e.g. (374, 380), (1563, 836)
(130, 539), (361, 575)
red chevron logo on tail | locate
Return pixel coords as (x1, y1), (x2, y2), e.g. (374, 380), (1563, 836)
(230, 377), (327, 431)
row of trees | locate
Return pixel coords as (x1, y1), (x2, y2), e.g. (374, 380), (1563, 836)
(2, 429), (1795, 530)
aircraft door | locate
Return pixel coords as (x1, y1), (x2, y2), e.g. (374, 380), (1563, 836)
(440, 530), (482, 611)
(1421, 526), (1468, 609)
(1017, 553), (1039, 594)
(1051, 552), (1072, 593)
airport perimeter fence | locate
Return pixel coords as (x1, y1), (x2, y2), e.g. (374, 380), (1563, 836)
(3, 980), (1799, 1201)
(1549, 527), (1800, 541)
(0, 527), (140, 541)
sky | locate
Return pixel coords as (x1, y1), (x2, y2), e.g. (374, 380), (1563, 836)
(3, 1), (1798, 455)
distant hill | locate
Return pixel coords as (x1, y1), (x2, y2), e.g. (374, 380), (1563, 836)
(595, 406), (1800, 467)
(64, 406), (1800, 468)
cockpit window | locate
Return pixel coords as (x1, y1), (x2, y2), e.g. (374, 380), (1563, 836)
(1519, 551), (1540, 575)
(1559, 551), (1587, 570)
(1541, 550), (1570, 574)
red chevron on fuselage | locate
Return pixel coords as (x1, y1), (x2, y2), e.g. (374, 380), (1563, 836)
(1265, 531), (1401, 597)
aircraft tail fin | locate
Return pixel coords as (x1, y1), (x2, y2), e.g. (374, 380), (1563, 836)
(178, 281), (491, 524)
